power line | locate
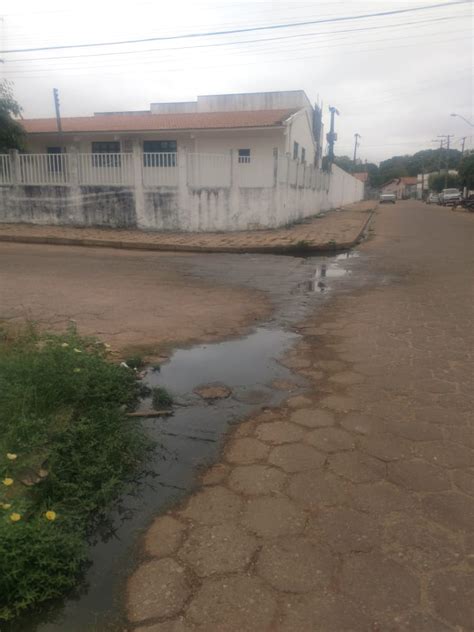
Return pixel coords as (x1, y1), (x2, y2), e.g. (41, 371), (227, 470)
(3, 13), (467, 63)
(0, 1), (470, 54)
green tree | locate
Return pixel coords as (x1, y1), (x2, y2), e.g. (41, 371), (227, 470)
(333, 155), (354, 172)
(428, 172), (461, 192)
(458, 152), (474, 189)
(0, 80), (25, 152)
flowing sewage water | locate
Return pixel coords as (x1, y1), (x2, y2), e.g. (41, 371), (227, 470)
(11, 251), (361, 632)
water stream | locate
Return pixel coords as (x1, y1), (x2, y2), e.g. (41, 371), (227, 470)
(11, 250), (362, 631)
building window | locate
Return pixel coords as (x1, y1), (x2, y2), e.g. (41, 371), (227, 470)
(47, 146), (62, 172)
(293, 142), (299, 160)
(301, 148), (306, 163)
(238, 148), (251, 164)
(92, 141), (121, 167)
(143, 140), (177, 166)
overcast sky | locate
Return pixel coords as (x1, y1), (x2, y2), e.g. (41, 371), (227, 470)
(0, 0), (472, 163)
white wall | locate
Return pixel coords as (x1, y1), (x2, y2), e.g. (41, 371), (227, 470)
(286, 110), (316, 164)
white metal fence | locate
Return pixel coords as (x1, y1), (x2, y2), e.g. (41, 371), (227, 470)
(0, 150), (332, 191)
(0, 155), (11, 185)
(77, 153), (134, 186)
(143, 153), (178, 187)
(19, 153), (70, 185)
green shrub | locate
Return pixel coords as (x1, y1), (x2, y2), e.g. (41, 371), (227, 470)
(151, 387), (173, 410)
(0, 327), (150, 621)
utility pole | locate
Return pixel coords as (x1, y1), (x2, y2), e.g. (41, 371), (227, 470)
(326, 105), (340, 168)
(353, 133), (361, 171)
(460, 136), (467, 156)
(53, 88), (63, 152)
(437, 134), (453, 188)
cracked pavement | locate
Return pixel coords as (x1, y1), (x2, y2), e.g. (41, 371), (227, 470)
(126, 202), (474, 632)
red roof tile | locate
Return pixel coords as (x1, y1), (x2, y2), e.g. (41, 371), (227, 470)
(400, 176), (417, 185)
(21, 109), (297, 134)
(353, 172), (369, 182)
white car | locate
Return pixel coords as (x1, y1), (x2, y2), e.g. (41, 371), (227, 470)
(380, 193), (396, 204)
(439, 188), (462, 206)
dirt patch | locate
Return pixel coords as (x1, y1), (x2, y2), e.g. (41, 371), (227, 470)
(0, 242), (270, 356)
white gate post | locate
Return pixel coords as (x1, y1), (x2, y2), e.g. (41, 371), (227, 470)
(132, 140), (147, 228)
(9, 149), (21, 184)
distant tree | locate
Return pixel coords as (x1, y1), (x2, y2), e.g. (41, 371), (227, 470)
(378, 148), (462, 184)
(428, 172), (461, 192)
(332, 155), (354, 172)
(0, 80), (25, 152)
(458, 152), (474, 189)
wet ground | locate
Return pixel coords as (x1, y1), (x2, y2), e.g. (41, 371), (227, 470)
(10, 249), (370, 632)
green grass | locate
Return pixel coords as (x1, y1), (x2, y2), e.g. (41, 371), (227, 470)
(151, 387), (173, 410)
(0, 325), (151, 621)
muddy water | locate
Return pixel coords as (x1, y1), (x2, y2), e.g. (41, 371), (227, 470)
(13, 251), (363, 632)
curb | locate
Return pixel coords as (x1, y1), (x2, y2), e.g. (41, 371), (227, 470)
(0, 209), (376, 256)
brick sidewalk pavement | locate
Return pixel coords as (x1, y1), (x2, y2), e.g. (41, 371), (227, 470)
(0, 202), (374, 254)
(126, 202), (474, 631)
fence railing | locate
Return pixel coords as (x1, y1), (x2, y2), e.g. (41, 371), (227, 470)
(19, 154), (71, 185)
(143, 153), (178, 187)
(0, 150), (333, 191)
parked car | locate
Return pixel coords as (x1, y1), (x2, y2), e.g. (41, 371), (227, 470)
(379, 192), (396, 204)
(439, 188), (462, 206)
(426, 192), (440, 204)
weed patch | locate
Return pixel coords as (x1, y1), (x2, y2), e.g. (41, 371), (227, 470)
(0, 326), (150, 621)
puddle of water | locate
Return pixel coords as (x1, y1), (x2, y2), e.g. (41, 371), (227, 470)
(13, 327), (300, 632)
(297, 251), (359, 293)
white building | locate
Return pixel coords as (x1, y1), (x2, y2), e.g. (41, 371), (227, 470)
(22, 90), (324, 172)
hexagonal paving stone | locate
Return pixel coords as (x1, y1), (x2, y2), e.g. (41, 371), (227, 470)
(374, 612), (451, 632)
(341, 553), (420, 613)
(225, 437), (270, 464)
(187, 575), (277, 631)
(414, 441), (474, 469)
(422, 492), (474, 532)
(134, 620), (193, 632)
(315, 359), (347, 371)
(256, 537), (336, 593)
(179, 486), (242, 525)
(268, 443), (326, 473)
(287, 470), (352, 509)
(388, 459), (451, 491)
(453, 469), (474, 496)
(144, 515), (186, 558)
(201, 463), (228, 485)
(383, 516), (464, 571)
(328, 451), (386, 483)
(304, 427), (355, 452)
(308, 507), (380, 553)
(285, 395), (314, 408)
(228, 464), (287, 495)
(255, 421), (305, 445)
(358, 433), (413, 461)
(290, 408), (335, 428)
(329, 371), (364, 385)
(127, 558), (190, 623)
(350, 480), (416, 515)
(240, 496), (306, 537)
(428, 571), (474, 629)
(319, 394), (357, 412)
(277, 592), (372, 632)
(178, 523), (257, 577)
(339, 412), (385, 436)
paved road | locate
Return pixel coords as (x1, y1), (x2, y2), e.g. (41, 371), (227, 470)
(127, 201), (474, 631)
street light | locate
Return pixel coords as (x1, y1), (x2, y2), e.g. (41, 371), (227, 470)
(450, 113), (474, 127)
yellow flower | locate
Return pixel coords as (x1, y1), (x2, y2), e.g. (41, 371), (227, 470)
(9, 512), (21, 522)
(6, 453), (17, 460)
(74, 348), (82, 353)
(61, 342), (69, 348)
(73, 368), (82, 373)
(45, 510), (57, 521)
(1, 503), (12, 510)
(2, 478), (13, 486)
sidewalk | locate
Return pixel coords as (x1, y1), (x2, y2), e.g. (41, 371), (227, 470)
(0, 202), (375, 254)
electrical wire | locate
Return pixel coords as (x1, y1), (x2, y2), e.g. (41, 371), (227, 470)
(0, 1), (470, 54)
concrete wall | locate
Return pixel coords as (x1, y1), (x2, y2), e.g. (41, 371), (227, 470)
(285, 110), (316, 164)
(0, 162), (363, 233)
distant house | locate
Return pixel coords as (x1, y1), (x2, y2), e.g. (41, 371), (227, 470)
(21, 90), (324, 170)
(381, 176), (417, 199)
(353, 172), (369, 183)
